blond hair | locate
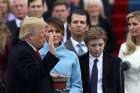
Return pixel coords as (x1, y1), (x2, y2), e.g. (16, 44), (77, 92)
(126, 11), (140, 22)
(125, 32), (136, 55)
(84, 0), (105, 18)
(125, 11), (140, 55)
(19, 17), (46, 40)
(0, 21), (11, 55)
(9, 0), (28, 6)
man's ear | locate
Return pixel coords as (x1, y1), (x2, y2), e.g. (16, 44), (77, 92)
(28, 33), (33, 40)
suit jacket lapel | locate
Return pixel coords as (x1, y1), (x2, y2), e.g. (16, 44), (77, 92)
(65, 39), (77, 54)
(79, 52), (90, 93)
(82, 52), (90, 80)
(19, 40), (42, 61)
(66, 26), (71, 40)
(103, 53), (112, 81)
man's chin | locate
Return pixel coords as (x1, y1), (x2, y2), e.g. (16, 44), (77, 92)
(94, 54), (101, 57)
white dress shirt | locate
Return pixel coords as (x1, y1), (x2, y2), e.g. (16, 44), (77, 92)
(70, 37), (88, 54)
(15, 18), (22, 27)
(89, 53), (103, 93)
(63, 22), (68, 43)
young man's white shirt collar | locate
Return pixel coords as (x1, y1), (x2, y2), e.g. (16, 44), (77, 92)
(70, 37), (88, 54)
(15, 18), (22, 27)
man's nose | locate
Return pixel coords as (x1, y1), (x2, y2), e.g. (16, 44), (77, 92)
(95, 46), (100, 51)
(77, 22), (81, 26)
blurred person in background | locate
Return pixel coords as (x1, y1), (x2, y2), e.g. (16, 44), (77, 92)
(51, 0), (70, 43)
(66, 0), (84, 12)
(28, 0), (45, 19)
(6, 0), (28, 45)
(0, 14), (12, 93)
(0, 0), (15, 22)
(9, 0), (28, 21)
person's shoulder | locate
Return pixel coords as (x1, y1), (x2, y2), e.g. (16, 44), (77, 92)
(120, 42), (127, 51)
(79, 52), (89, 59)
(11, 40), (31, 54)
(6, 19), (16, 24)
(65, 49), (77, 57)
(64, 39), (71, 45)
(112, 55), (122, 62)
(104, 52), (122, 63)
(100, 17), (112, 25)
(8, 41), (27, 59)
(120, 42), (127, 47)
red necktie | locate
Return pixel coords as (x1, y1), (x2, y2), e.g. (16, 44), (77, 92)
(35, 50), (41, 58)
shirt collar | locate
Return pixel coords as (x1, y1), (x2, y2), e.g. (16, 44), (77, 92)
(89, 52), (103, 63)
(27, 42), (37, 51)
(70, 37), (85, 48)
(15, 18), (22, 27)
(64, 22), (67, 28)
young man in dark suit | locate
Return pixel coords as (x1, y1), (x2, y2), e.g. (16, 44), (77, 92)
(65, 9), (90, 56)
(79, 26), (121, 93)
(7, 17), (58, 93)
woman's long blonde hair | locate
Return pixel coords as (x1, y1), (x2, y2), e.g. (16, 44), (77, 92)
(0, 16), (11, 55)
(125, 11), (140, 55)
(125, 32), (136, 55)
